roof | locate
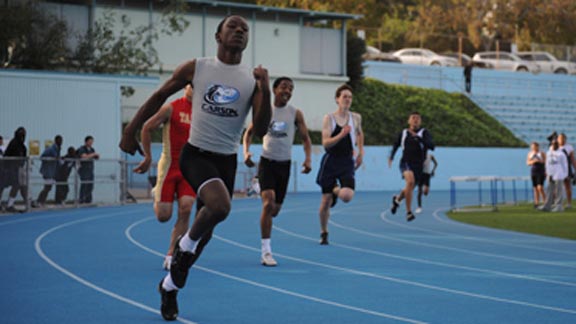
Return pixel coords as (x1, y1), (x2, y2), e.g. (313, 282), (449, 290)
(185, 0), (362, 20)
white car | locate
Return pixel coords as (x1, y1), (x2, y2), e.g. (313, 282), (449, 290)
(392, 48), (458, 67)
(516, 51), (576, 74)
(472, 51), (539, 73)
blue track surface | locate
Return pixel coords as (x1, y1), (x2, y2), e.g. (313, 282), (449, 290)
(2, 191), (576, 324)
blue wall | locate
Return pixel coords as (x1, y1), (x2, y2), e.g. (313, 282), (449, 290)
(126, 144), (530, 192)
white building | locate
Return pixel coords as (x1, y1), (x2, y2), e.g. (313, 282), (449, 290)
(44, 0), (361, 130)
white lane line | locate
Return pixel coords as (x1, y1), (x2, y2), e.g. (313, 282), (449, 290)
(34, 211), (198, 324)
(214, 235), (576, 316)
(272, 226), (576, 287)
(327, 215), (576, 269)
(125, 217), (428, 324)
(381, 206), (576, 257)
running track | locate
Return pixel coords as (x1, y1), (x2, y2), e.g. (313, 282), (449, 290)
(2, 191), (575, 324)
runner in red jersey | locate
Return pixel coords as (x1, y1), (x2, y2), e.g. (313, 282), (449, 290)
(134, 84), (196, 270)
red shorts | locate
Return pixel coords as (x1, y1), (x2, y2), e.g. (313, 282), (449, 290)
(155, 161), (196, 203)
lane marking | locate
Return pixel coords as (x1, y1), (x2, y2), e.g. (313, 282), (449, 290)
(272, 226), (576, 287)
(126, 217), (428, 324)
(34, 211), (198, 324)
(214, 234), (576, 316)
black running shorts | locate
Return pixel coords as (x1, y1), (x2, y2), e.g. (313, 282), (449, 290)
(258, 156), (291, 204)
(179, 143), (237, 198)
(316, 153), (355, 194)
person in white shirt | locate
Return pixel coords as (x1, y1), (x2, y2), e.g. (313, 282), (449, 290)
(539, 137), (569, 212)
(558, 133), (576, 208)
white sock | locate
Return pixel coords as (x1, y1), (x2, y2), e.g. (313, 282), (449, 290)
(261, 238), (271, 255)
(179, 232), (199, 254)
(162, 274), (179, 292)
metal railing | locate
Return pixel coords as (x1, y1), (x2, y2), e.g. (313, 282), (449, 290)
(1, 156), (303, 213)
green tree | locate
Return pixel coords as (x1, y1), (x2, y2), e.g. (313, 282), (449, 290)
(346, 30), (366, 90)
(0, 3), (70, 69)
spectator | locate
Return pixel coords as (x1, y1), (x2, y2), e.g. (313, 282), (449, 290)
(526, 142), (546, 207)
(539, 137), (568, 212)
(54, 146), (77, 205)
(77, 135), (99, 204)
(464, 62), (473, 93)
(558, 133), (575, 209)
(3, 127), (28, 213)
(36, 135), (63, 207)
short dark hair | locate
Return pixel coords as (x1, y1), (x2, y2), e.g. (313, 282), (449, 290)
(273, 77), (293, 90)
(410, 111), (421, 116)
(216, 15), (231, 34)
(55, 135), (62, 142)
(335, 84), (353, 98)
(85, 135), (93, 143)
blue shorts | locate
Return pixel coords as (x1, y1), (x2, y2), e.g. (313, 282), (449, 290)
(316, 153), (355, 194)
(400, 161), (423, 184)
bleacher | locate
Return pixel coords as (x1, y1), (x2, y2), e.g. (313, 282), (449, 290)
(364, 61), (576, 144)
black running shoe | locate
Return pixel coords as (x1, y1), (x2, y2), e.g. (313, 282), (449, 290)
(170, 236), (197, 289)
(390, 196), (399, 215)
(406, 211), (415, 222)
(319, 232), (329, 245)
(158, 279), (178, 321)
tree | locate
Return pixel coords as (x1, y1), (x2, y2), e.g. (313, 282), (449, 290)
(346, 30), (365, 90)
(1, 0), (190, 77)
(0, 3), (70, 69)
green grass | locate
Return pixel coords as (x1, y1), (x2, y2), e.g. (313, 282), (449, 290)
(446, 203), (576, 240)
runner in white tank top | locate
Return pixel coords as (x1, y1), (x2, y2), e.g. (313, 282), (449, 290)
(243, 77), (312, 266)
(120, 15), (272, 321)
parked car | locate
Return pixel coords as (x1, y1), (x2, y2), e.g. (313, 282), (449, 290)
(363, 46), (401, 63)
(392, 48), (458, 67)
(516, 51), (576, 74)
(472, 51), (539, 73)
(442, 53), (493, 69)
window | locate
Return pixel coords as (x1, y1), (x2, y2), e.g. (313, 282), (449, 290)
(300, 26), (343, 75)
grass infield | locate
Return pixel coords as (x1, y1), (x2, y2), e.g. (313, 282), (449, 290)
(446, 203), (576, 240)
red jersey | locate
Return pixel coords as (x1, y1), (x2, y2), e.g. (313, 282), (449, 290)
(155, 96), (195, 202)
(161, 97), (192, 168)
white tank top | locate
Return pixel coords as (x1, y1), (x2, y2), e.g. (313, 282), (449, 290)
(262, 104), (297, 161)
(188, 57), (256, 154)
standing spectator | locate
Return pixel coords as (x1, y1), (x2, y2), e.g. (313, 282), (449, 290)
(36, 135), (63, 207)
(464, 62), (473, 93)
(3, 127), (28, 213)
(416, 151), (438, 214)
(0, 135), (4, 156)
(388, 112), (435, 222)
(315, 84), (364, 245)
(77, 135), (99, 204)
(243, 76), (312, 265)
(539, 137), (568, 212)
(54, 146), (77, 205)
(558, 133), (575, 209)
(526, 142), (546, 208)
